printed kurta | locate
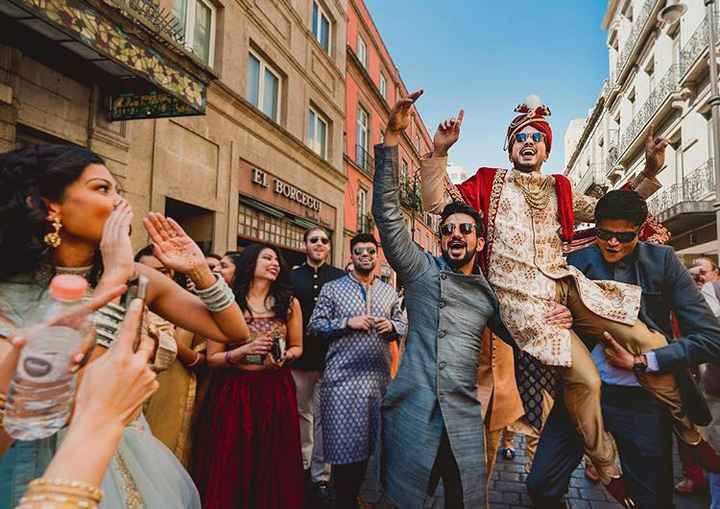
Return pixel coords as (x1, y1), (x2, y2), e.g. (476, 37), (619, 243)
(488, 170), (642, 366)
(308, 275), (407, 465)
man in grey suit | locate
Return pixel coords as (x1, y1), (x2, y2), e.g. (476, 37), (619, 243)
(373, 92), (570, 508)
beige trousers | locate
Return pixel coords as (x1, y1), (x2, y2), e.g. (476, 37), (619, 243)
(559, 279), (700, 483)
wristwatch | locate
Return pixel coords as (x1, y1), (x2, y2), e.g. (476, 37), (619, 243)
(632, 354), (648, 375)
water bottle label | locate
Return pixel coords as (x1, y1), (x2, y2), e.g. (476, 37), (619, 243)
(23, 356), (53, 378)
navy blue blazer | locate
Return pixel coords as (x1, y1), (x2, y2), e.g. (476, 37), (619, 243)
(568, 242), (720, 424)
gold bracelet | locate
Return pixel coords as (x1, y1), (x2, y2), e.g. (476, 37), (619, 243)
(17, 492), (99, 509)
(27, 478), (103, 502)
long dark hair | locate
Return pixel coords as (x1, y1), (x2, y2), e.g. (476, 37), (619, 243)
(0, 144), (106, 281)
(225, 244), (293, 322)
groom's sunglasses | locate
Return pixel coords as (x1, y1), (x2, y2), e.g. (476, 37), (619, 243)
(514, 132), (544, 144)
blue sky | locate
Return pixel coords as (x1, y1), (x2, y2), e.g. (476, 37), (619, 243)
(364, 0), (610, 174)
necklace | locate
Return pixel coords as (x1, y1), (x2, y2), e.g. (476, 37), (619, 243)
(512, 172), (554, 210)
(246, 295), (274, 314)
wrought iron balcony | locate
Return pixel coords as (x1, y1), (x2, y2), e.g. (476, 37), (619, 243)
(646, 159), (716, 232)
(613, 0), (658, 86)
(355, 144), (374, 176)
(617, 64), (680, 162)
(679, 12), (720, 79)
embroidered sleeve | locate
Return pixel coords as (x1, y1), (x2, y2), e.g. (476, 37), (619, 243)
(571, 189), (597, 224)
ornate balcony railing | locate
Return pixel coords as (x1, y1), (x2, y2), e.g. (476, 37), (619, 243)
(104, 0), (185, 46)
(355, 144), (374, 176)
(613, 0), (657, 85)
(617, 64), (679, 160)
(647, 159), (715, 216)
(679, 11), (720, 78)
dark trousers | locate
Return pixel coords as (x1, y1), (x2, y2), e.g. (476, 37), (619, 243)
(427, 429), (464, 509)
(527, 383), (674, 509)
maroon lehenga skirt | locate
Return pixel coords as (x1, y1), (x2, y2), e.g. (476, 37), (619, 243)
(192, 366), (304, 509)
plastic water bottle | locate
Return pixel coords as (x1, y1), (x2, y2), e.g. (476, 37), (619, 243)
(4, 274), (92, 440)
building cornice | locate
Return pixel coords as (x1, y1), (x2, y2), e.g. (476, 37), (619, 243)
(603, 0), (620, 29)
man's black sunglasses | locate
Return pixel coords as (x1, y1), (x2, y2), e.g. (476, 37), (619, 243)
(440, 223), (477, 237)
(596, 228), (638, 244)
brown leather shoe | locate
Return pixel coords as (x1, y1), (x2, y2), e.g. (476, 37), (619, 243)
(604, 476), (636, 508)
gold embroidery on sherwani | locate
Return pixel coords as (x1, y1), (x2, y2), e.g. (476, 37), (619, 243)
(487, 171), (642, 367)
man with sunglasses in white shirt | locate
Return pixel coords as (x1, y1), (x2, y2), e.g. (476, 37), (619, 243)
(291, 226), (345, 507)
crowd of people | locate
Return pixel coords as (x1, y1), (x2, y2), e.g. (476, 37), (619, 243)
(2, 90), (720, 509)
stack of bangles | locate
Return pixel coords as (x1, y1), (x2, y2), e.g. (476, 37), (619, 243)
(194, 275), (235, 313)
(17, 478), (103, 509)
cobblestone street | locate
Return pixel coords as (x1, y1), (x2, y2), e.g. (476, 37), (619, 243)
(357, 435), (710, 508)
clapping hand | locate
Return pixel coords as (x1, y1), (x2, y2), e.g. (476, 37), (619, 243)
(143, 213), (207, 275)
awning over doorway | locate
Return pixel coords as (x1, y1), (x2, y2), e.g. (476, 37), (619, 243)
(1, 0), (214, 120)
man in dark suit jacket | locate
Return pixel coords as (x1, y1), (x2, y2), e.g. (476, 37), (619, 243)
(527, 190), (720, 508)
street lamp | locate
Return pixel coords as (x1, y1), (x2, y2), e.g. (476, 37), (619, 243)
(660, 0), (720, 262)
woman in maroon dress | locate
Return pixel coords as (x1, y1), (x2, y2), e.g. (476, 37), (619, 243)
(193, 245), (304, 508)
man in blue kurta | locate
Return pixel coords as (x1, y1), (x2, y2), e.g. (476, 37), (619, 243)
(308, 233), (407, 509)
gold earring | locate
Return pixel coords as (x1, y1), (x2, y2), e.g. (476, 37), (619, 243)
(44, 217), (62, 248)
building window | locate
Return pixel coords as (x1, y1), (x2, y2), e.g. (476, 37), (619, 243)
(238, 203), (305, 252)
(379, 72), (387, 98)
(247, 51), (281, 122)
(357, 188), (368, 232)
(171, 0), (216, 66)
(415, 133), (421, 151)
(356, 105), (369, 169)
(357, 36), (367, 68)
(307, 106), (329, 159)
(311, 1), (331, 54)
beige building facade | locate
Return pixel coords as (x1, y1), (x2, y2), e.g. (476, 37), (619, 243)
(564, 0), (719, 262)
(1, 0), (347, 267)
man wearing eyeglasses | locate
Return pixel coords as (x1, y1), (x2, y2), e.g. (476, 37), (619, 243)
(414, 90), (720, 507)
(307, 233), (407, 509)
(290, 226), (345, 506)
(527, 190), (720, 508)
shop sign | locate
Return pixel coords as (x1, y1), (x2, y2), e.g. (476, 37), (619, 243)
(251, 168), (321, 212)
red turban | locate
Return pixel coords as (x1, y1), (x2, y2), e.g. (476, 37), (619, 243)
(505, 96), (553, 154)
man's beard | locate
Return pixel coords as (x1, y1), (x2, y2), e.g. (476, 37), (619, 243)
(353, 263), (375, 276)
(441, 249), (475, 271)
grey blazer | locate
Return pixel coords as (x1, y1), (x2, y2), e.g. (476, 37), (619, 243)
(372, 144), (509, 508)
